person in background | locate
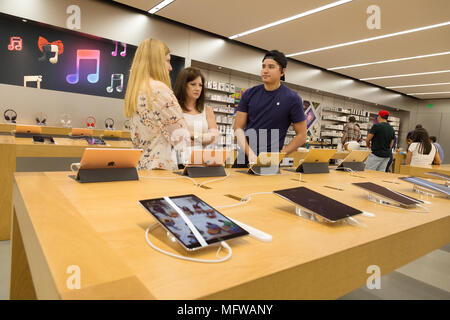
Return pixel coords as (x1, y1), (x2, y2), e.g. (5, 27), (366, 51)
(173, 67), (219, 150)
(341, 116), (361, 145)
(430, 136), (444, 163)
(365, 110), (395, 171)
(406, 128), (441, 165)
(233, 50), (306, 166)
(124, 38), (189, 170)
(406, 124), (422, 146)
(385, 135), (397, 172)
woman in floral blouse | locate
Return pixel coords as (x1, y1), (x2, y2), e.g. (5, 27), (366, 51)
(124, 38), (189, 170)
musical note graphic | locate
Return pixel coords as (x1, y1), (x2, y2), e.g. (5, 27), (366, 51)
(8, 37), (22, 51)
(106, 73), (124, 93)
(24, 75), (43, 89)
(38, 36), (64, 64)
(39, 45), (59, 64)
(66, 49), (100, 84)
(111, 41), (126, 57)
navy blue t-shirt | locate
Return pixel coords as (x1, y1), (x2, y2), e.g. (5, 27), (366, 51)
(237, 84), (305, 154)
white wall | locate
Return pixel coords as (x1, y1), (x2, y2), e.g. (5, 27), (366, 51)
(0, 0), (422, 130)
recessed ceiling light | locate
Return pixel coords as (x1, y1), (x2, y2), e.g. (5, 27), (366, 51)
(229, 0), (352, 40)
(287, 21), (450, 57)
(408, 91), (450, 95)
(148, 0), (175, 14)
(328, 51), (450, 71)
(387, 82), (450, 89)
(22, 19), (27, 23)
(360, 70), (450, 81)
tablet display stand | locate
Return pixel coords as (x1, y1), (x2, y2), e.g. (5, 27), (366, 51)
(339, 161), (366, 172)
(412, 185), (438, 198)
(182, 165), (226, 178)
(294, 207), (360, 226)
(247, 165), (281, 175)
(296, 162), (329, 174)
(365, 192), (410, 208)
(75, 167), (139, 183)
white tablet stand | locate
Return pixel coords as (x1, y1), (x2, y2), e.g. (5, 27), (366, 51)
(365, 192), (406, 208)
(294, 207), (361, 226)
(412, 185), (438, 198)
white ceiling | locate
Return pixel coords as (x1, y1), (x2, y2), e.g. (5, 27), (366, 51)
(113, 0), (450, 99)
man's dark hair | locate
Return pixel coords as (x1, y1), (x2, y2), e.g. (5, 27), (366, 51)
(348, 116), (356, 123)
(415, 124), (423, 129)
(262, 50), (287, 81)
(430, 136), (437, 143)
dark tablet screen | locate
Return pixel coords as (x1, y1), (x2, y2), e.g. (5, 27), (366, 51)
(273, 187), (362, 222)
(353, 182), (422, 206)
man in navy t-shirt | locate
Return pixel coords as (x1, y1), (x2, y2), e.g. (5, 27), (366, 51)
(233, 50), (307, 166)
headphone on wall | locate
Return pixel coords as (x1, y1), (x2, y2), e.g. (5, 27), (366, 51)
(104, 117), (115, 130)
(35, 112), (48, 126)
(124, 119), (131, 130)
(60, 114), (72, 128)
(86, 116), (96, 128)
(4, 109), (17, 123)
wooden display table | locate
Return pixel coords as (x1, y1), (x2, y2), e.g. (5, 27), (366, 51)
(10, 169), (450, 299)
(0, 136), (133, 240)
(400, 164), (450, 179)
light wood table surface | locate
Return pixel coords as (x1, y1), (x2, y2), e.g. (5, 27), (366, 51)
(10, 169), (450, 299)
(0, 135), (133, 240)
(400, 164), (450, 179)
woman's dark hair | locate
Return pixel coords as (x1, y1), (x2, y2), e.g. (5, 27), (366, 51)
(173, 67), (205, 113)
(430, 136), (437, 143)
(411, 128), (432, 155)
(348, 116), (356, 123)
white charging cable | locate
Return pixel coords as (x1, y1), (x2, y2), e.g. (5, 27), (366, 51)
(197, 169), (231, 188)
(144, 225), (232, 263)
(215, 192), (273, 209)
(139, 174), (200, 186)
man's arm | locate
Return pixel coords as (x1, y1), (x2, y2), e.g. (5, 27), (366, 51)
(281, 120), (307, 155)
(233, 111), (257, 163)
(365, 133), (374, 149)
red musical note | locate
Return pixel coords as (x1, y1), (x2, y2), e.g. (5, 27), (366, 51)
(8, 37), (22, 51)
(38, 36), (64, 54)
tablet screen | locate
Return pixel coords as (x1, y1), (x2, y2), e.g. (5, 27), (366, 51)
(352, 182), (423, 206)
(139, 194), (248, 249)
(273, 187), (362, 222)
(399, 177), (450, 196)
(425, 172), (450, 181)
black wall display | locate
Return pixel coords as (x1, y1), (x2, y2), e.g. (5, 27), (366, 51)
(0, 12), (185, 99)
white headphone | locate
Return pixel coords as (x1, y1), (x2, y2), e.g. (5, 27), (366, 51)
(60, 114), (72, 128)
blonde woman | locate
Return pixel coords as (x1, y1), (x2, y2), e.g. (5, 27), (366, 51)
(124, 38), (189, 170)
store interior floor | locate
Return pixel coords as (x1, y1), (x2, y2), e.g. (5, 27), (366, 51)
(0, 239), (449, 300)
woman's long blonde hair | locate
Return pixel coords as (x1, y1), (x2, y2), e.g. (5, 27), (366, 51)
(124, 38), (171, 118)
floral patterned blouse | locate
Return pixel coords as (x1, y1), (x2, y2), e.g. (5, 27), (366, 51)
(130, 79), (189, 170)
